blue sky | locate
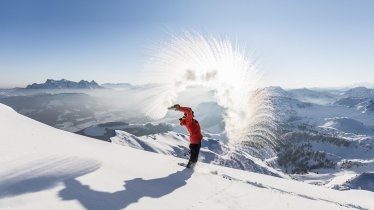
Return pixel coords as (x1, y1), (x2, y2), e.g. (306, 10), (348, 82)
(0, 0), (373, 88)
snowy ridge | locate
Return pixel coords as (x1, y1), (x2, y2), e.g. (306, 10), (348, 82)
(111, 130), (284, 177)
(320, 117), (374, 135)
(1, 103), (374, 209)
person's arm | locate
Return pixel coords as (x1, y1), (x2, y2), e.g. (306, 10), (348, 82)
(177, 106), (193, 125)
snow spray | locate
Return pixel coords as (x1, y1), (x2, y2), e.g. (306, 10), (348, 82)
(142, 32), (278, 149)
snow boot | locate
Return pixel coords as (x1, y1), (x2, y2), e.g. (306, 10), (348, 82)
(186, 161), (196, 169)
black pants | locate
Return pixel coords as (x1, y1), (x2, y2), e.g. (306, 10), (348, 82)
(189, 143), (201, 163)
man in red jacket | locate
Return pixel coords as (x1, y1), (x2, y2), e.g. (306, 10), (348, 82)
(169, 104), (202, 168)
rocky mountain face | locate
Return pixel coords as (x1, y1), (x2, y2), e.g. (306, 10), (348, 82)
(26, 79), (103, 89)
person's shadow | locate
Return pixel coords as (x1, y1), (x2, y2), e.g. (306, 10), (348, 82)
(59, 168), (193, 210)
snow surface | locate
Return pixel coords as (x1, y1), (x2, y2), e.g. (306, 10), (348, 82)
(1, 103), (374, 210)
(320, 117), (374, 135)
(111, 130), (284, 177)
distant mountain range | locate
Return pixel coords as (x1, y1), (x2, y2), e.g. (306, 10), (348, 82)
(26, 79), (103, 89)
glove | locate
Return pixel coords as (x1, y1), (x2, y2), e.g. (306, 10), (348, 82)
(168, 104), (181, 111)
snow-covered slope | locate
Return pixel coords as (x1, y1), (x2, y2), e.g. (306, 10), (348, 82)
(320, 117), (374, 135)
(271, 87), (374, 189)
(111, 130), (284, 177)
(1, 103), (374, 210)
(287, 88), (336, 105)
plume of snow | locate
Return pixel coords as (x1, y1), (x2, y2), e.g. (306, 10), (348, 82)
(142, 32), (277, 147)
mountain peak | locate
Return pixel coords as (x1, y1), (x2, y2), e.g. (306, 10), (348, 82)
(342, 86), (374, 98)
(26, 79), (103, 89)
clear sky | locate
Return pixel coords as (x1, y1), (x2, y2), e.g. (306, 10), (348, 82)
(0, 0), (373, 88)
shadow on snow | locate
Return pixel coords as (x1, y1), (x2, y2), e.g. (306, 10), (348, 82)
(58, 168), (193, 210)
(0, 156), (101, 199)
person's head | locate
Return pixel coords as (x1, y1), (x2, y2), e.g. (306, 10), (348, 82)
(179, 111), (195, 125)
(179, 115), (186, 125)
(184, 111), (195, 117)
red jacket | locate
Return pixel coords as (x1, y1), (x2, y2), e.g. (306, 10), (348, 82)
(178, 107), (203, 144)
